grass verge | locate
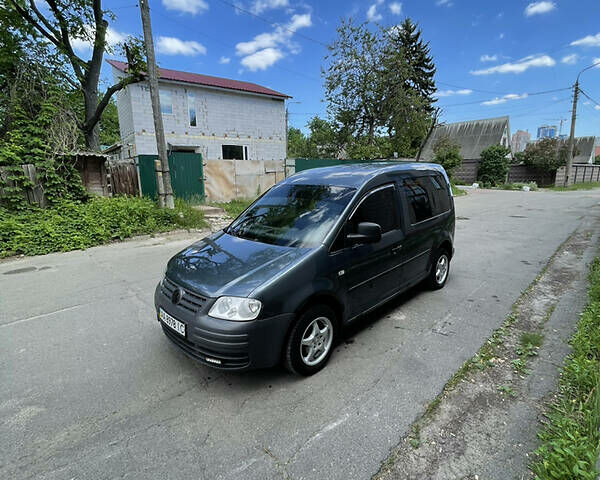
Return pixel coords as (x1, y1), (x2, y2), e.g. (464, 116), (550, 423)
(0, 196), (206, 257)
(548, 181), (600, 192)
(530, 258), (600, 480)
(497, 182), (539, 191)
(451, 183), (467, 197)
(212, 199), (254, 219)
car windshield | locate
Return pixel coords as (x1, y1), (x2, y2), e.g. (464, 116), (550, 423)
(227, 183), (356, 248)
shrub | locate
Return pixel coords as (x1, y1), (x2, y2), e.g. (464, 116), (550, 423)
(432, 136), (462, 178)
(478, 145), (511, 187)
(523, 137), (578, 172)
(0, 196), (205, 257)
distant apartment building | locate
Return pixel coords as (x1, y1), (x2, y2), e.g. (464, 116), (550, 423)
(537, 124), (557, 139)
(511, 130), (530, 153)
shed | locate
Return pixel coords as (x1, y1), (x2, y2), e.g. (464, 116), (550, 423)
(70, 152), (110, 196)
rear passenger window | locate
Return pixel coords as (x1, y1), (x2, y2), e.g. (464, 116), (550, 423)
(430, 175), (451, 214)
(402, 177), (434, 224)
(351, 186), (397, 234)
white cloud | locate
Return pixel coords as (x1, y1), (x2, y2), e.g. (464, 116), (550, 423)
(366, 3), (383, 22)
(235, 13), (311, 71)
(561, 54), (578, 65)
(595, 105), (600, 111)
(71, 26), (129, 53)
(435, 89), (473, 97)
(524, 1), (556, 16)
(480, 54), (498, 62)
(570, 33), (600, 47)
(162, 0), (208, 15)
(250, 0), (289, 14)
(436, 0), (453, 6)
(499, 33), (505, 39)
(481, 93), (528, 106)
(219, 56), (231, 64)
(157, 37), (207, 56)
(471, 54), (555, 75)
(594, 57), (600, 68)
(240, 47), (284, 71)
(389, 2), (402, 14)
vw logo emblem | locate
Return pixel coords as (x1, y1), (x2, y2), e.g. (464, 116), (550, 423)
(171, 288), (184, 305)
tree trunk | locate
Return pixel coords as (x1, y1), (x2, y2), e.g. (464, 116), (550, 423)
(83, 80), (100, 151)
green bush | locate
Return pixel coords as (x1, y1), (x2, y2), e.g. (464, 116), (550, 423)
(432, 136), (462, 178)
(478, 145), (511, 187)
(0, 196), (205, 257)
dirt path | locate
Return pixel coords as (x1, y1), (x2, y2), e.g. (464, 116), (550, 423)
(375, 216), (599, 480)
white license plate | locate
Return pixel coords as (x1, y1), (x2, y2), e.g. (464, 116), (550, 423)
(159, 308), (186, 337)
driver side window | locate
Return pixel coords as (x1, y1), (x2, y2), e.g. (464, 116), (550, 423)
(349, 185), (397, 234)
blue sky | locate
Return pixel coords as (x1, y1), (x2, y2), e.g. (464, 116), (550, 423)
(91, 0), (600, 138)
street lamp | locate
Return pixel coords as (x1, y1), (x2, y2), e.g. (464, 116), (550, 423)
(564, 60), (600, 186)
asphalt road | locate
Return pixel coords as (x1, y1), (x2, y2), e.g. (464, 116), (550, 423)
(2, 189), (600, 480)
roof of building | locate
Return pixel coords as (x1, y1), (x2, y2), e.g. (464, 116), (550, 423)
(106, 60), (290, 99)
(287, 161), (447, 188)
(420, 116), (510, 161)
(558, 136), (596, 163)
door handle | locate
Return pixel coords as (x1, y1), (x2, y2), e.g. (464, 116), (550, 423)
(392, 245), (403, 254)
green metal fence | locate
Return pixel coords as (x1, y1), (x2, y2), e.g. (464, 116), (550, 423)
(138, 152), (204, 201)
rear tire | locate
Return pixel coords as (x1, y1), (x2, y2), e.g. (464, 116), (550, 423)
(283, 305), (337, 376)
(427, 248), (450, 290)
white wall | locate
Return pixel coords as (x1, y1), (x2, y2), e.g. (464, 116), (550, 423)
(112, 67), (286, 161)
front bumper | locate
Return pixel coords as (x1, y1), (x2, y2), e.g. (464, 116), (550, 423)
(154, 283), (294, 371)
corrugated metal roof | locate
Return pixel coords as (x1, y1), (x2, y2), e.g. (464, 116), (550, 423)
(107, 60), (290, 99)
(420, 116), (510, 161)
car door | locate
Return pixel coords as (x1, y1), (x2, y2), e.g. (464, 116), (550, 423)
(398, 175), (438, 285)
(343, 184), (405, 318)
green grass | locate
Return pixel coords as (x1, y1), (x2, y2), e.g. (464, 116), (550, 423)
(0, 196), (206, 257)
(548, 181), (600, 192)
(498, 182), (539, 191)
(530, 258), (600, 480)
(212, 199), (254, 219)
(520, 332), (544, 348)
(451, 183), (467, 197)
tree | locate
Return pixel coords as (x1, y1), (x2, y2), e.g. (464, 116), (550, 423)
(478, 145), (511, 186)
(99, 99), (120, 146)
(432, 137), (462, 178)
(6, 0), (145, 150)
(323, 19), (384, 143)
(595, 155), (600, 165)
(522, 138), (578, 172)
(380, 19), (436, 155)
(322, 17), (437, 158)
(287, 127), (308, 158)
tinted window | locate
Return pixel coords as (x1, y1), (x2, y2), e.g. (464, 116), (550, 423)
(430, 175), (451, 214)
(402, 177), (433, 224)
(228, 184), (356, 248)
(350, 186), (397, 234)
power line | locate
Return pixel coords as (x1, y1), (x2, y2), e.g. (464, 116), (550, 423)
(216, 0), (329, 48)
(579, 88), (600, 109)
(439, 87), (571, 108)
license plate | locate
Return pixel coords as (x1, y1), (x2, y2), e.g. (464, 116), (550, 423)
(159, 308), (186, 337)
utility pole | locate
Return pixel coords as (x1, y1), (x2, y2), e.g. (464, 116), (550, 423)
(139, 0), (174, 208)
(564, 60), (600, 187)
(564, 81), (579, 187)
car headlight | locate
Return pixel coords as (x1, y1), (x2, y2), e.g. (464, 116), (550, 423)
(208, 296), (262, 321)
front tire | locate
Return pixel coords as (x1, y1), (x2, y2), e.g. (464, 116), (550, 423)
(283, 305), (337, 376)
(427, 249), (450, 290)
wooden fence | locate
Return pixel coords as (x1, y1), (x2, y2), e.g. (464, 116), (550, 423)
(453, 159), (557, 187)
(108, 162), (140, 196)
(0, 164), (47, 207)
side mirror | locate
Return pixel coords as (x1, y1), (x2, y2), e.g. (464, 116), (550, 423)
(347, 222), (382, 245)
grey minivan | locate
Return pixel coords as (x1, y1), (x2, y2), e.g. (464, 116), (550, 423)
(155, 162), (455, 375)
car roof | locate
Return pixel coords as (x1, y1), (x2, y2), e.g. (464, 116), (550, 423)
(286, 162), (446, 188)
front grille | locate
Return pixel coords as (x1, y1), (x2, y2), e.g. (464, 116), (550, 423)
(162, 325), (250, 369)
(161, 277), (208, 313)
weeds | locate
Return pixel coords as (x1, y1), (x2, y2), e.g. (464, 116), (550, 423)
(530, 258), (600, 479)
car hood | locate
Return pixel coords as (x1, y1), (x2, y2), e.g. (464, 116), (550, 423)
(166, 231), (312, 298)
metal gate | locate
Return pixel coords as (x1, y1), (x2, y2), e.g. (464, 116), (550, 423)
(138, 152), (204, 201)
